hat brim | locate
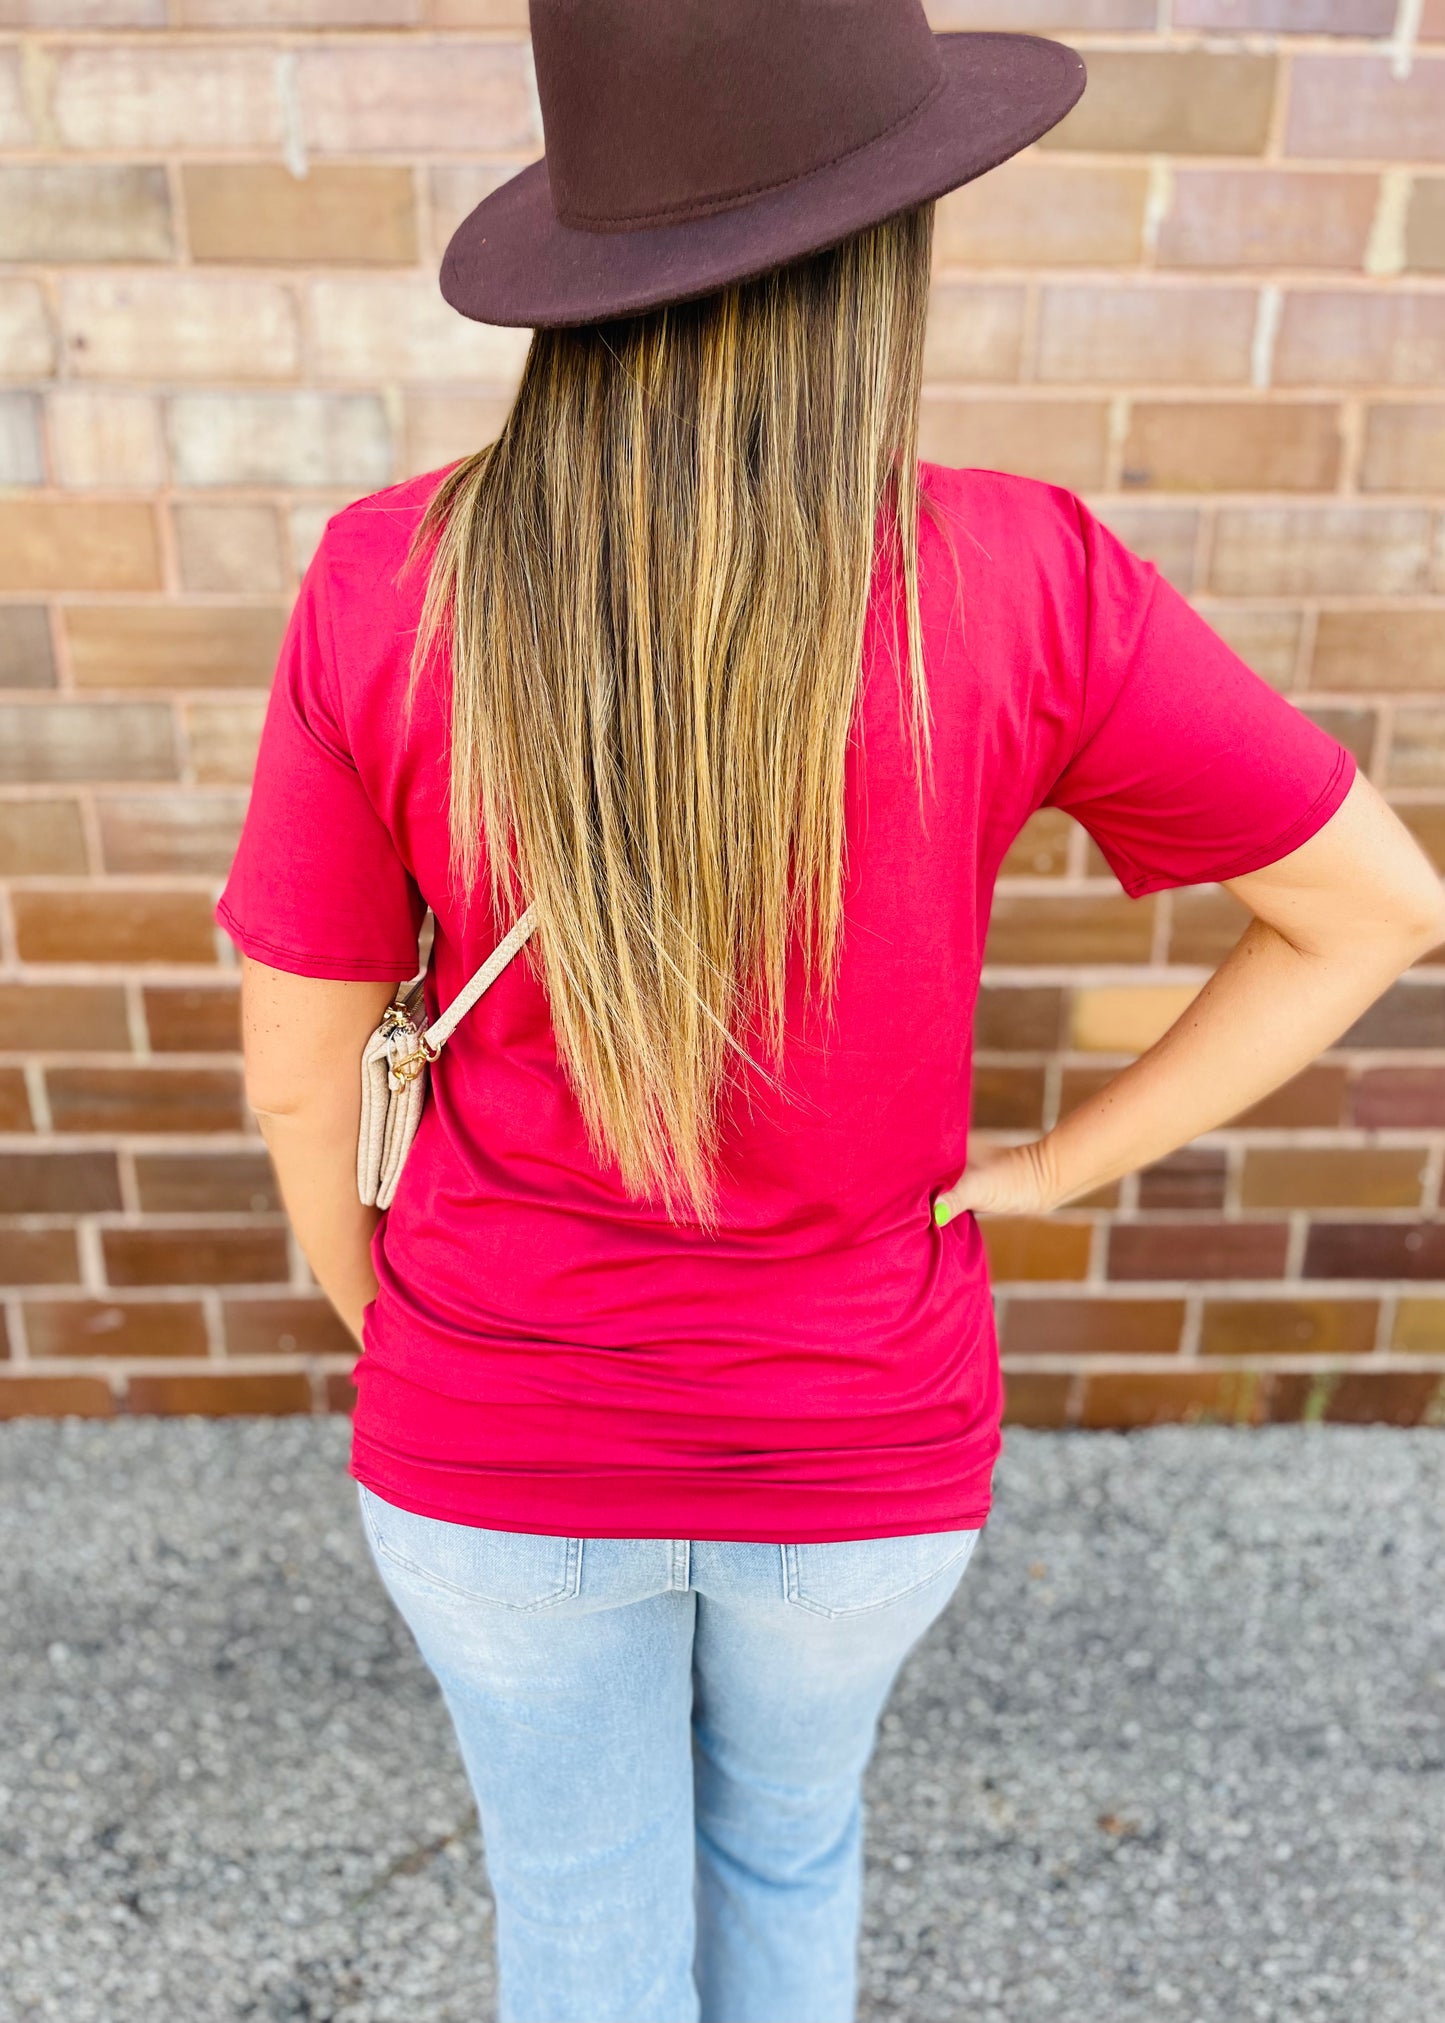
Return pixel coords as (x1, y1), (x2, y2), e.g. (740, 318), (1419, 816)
(441, 32), (1085, 329)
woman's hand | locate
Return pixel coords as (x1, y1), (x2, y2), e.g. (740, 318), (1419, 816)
(932, 1137), (1060, 1224)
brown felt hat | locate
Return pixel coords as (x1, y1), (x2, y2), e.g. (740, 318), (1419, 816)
(441, 0), (1086, 330)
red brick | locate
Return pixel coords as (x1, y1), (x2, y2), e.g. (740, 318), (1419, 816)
(1303, 1221), (1445, 1280)
(1229, 1066), (1348, 1129)
(969, 1066), (1047, 1131)
(0, 1070), (33, 1133)
(0, 799), (88, 875)
(122, 1371), (313, 1416)
(1137, 1149), (1228, 1212)
(222, 1297), (354, 1358)
(973, 988), (1064, 1052)
(1001, 1373), (1074, 1430)
(324, 1369), (357, 1413)
(0, 1153), (122, 1216)
(1199, 1298), (1379, 1357)
(1079, 1370), (1261, 1431)
(980, 1218), (1091, 1283)
(986, 893), (1155, 965)
(0, 1375), (114, 1419)
(66, 606), (287, 691)
(297, 41), (539, 154)
(922, 285), (1027, 381)
(1175, 0), (1393, 26)
(1107, 1221), (1289, 1281)
(1156, 169), (1376, 272)
(168, 393), (390, 491)
(184, 700), (266, 785)
(0, 983), (129, 1052)
(1036, 285), (1256, 386)
(47, 1066), (245, 1135)
(1398, 803), (1445, 871)
(102, 1226), (289, 1288)
(181, 0), (413, 18)
(0, 162), (172, 264)
(0, 1229), (82, 1285)
(1359, 405), (1445, 494)
(1264, 1372), (1331, 1422)
(172, 503), (286, 595)
(1121, 402), (1341, 493)
(0, 605), (55, 689)
(0, 501), (161, 593)
(1167, 886), (1254, 968)
(25, 1299), (209, 1360)
(48, 388), (164, 491)
(1393, 1300), (1445, 1351)
(1407, 177), (1445, 272)
(1341, 982), (1445, 1049)
(936, 160), (1146, 268)
(1209, 507), (1434, 597)
(182, 162), (418, 266)
(51, 46), (281, 150)
(0, 702), (177, 785)
(402, 390), (512, 477)
(132, 1152), (276, 1214)
(1323, 1371), (1442, 1427)
(1000, 1298), (1187, 1356)
(1241, 1146), (1428, 1209)
(1313, 610), (1445, 692)
(97, 794), (248, 877)
(62, 274), (299, 383)
(141, 985), (241, 1054)
(13, 890), (217, 966)
(1351, 1067), (1445, 1129)
(1039, 51), (1276, 156)
(927, 1), (1155, 20)
(1285, 54), (1445, 163)
(1275, 292), (1445, 389)
(1388, 707), (1445, 789)
(917, 398), (1108, 491)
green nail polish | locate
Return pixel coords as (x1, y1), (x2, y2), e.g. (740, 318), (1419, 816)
(933, 1199), (952, 1227)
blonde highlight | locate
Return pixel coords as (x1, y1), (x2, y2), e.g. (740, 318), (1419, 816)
(407, 203), (940, 1226)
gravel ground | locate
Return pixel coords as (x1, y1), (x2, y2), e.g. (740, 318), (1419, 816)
(1, 1419), (1442, 2023)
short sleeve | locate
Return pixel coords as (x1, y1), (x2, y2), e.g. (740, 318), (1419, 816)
(217, 537), (426, 980)
(1040, 495), (1357, 898)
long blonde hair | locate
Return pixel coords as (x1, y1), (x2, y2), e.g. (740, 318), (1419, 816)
(408, 202), (939, 1226)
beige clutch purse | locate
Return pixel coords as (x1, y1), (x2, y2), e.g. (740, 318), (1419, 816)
(357, 907), (537, 1209)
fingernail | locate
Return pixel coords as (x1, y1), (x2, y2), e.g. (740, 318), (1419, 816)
(932, 1199), (952, 1227)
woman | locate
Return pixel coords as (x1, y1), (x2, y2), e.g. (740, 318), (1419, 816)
(221, 5), (1445, 2020)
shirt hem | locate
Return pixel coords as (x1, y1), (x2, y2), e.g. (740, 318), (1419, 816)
(215, 898), (418, 983)
(349, 1442), (994, 1543)
(1118, 743), (1357, 900)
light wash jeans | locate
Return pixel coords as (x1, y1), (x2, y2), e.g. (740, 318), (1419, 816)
(357, 1482), (981, 2023)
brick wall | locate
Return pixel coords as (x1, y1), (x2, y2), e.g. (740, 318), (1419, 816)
(1, 0), (1443, 1429)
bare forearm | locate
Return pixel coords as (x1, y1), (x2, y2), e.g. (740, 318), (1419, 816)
(256, 1108), (379, 1343)
(1041, 916), (1426, 1209)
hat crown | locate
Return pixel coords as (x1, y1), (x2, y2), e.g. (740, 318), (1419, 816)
(530, 0), (944, 235)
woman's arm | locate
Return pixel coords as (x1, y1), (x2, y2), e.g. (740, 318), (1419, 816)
(936, 772), (1445, 1221)
(241, 961), (397, 1342)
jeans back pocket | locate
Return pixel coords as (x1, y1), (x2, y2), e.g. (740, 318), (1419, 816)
(783, 1527), (980, 1619)
(359, 1484), (583, 1611)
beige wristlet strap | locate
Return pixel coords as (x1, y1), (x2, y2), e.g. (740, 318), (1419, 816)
(408, 906), (538, 1059)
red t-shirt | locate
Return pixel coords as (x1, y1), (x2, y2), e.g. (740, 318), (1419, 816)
(218, 462), (1356, 1543)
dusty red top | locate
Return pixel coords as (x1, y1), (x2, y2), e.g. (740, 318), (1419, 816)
(219, 463), (1356, 1542)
